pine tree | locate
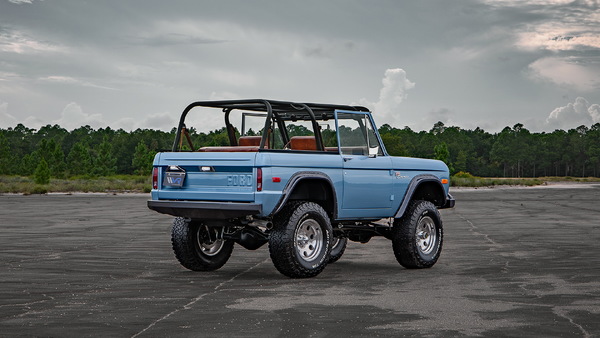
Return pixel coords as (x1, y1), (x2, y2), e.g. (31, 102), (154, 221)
(93, 136), (117, 176)
(455, 150), (468, 174)
(49, 141), (66, 178)
(434, 142), (450, 164)
(0, 133), (11, 175)
(434, 142), (454, 173)
(34, 158), (50, 184)
(40, 139), (67, 178)
(131, 141), (155, 175)
(66, 142), (93, 176)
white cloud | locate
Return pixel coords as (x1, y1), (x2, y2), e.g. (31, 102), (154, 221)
(527, 57), (600, 92)
(22, 115), (44, 128)
(483, 1), (600, 51)
(206, 69), (257, 88)
(517, 23), (600, 51)
(137, 19), (230, 46)
(37, 76), (80, 85)
(37, 76), (117, 90)
(143, 112), (176, 130)
(113, 117), (136, 131)
(546, 97), (600, 129)
(7, 0), (36, 4)
(208, 91), (241, 100)
(0, 28), (61, 54)
(358, 68), (415, 127)
(52, 102), (105, 131)
(0, 100), (18, 128)
(114, 112), (177, 131)
(482, 0), (573, 4)
(589, 104), (600, 123)
(0, 99), (47, 129)
(422, 108), (457, 130)
(0, 71), (18, 82)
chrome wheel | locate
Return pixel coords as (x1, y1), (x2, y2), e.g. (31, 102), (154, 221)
(295, 219), (323, 262)
(416, 216), (437, 255)
(197, 225), (225, 257)
(331, 237), (342, 250)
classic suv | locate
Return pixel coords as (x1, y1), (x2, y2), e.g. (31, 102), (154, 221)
(148, 99), (454, 278)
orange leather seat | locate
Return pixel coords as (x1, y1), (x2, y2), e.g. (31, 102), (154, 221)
(238, 136), (262, 146)
(290, 136), (317, 151)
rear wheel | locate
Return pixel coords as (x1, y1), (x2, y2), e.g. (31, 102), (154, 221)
(328, 236), (347, 263)
(269, 201), (333, 278)
(392, 200), (443, 269)
(171, 217), (234, 271)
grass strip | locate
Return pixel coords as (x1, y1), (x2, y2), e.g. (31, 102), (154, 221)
(0, 175), (152, 194)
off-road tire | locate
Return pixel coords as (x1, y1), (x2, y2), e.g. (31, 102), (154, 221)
(328, 236), (347, 263)
(171, 217), (234, 271)
(392, 200), (443, 269)
(269, 201), (333, 278)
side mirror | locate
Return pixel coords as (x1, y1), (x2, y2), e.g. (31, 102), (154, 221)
(368, 146), (379, 158)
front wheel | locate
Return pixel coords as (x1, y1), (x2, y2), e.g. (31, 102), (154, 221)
(392, 200), (443, 269)
(171, 217), (234, 271)
(269, 201), (333, 278)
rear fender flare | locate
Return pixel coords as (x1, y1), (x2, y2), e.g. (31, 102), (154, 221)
(270, 171), (337, 219)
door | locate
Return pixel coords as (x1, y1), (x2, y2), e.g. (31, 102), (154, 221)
(336, 111), (394, 213)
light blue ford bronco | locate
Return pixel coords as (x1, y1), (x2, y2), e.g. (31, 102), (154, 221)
(148, 99), (454, 278)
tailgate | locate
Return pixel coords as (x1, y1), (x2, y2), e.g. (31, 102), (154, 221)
(153, 152), (257, 202)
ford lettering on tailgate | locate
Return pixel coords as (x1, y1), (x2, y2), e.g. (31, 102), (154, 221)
(227, 174), (253, 187)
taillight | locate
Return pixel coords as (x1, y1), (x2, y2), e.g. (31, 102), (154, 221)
(256, 168), (262, 191)
(152, 167), (158, 189)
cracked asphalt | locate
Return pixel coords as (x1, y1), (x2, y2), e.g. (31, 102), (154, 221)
(1, 185), (599, 337)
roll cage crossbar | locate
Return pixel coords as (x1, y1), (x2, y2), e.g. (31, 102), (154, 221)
(172, 99), (370, 152)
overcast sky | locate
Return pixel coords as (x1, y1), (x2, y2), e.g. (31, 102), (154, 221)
(1, 0), (599, 133)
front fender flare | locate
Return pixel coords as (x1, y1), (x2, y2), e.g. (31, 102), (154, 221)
(394, 174), (447, 219)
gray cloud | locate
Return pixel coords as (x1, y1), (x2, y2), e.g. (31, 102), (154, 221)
(0, 0), (599, 132)
(132, 34), (225, 47)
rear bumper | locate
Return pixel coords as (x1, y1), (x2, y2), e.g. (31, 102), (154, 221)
(440, 193), (455, 209)
(147, 200), (262, 219)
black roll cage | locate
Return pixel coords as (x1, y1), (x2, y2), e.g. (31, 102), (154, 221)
(172, 99), (370, 152)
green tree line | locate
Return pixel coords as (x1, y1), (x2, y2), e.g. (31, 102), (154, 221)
(1, 122), (600, 179)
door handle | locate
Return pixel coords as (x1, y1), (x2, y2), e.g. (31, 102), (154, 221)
(343, 157), (353, 162)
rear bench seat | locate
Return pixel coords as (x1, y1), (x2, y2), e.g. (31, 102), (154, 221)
(290, 136), (317, 150)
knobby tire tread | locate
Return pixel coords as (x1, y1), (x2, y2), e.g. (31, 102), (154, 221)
(393, 200), (443, 269)
(269, 201), (332, 278)
(171, 217), (233, 271)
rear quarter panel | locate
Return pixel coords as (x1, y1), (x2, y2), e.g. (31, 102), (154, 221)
(255, 151), (344, 217)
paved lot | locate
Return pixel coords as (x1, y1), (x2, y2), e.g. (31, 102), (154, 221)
(1, 185), (599, 337)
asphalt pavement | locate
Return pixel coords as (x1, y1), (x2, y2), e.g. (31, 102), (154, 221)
(1, 185), (599, 337)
